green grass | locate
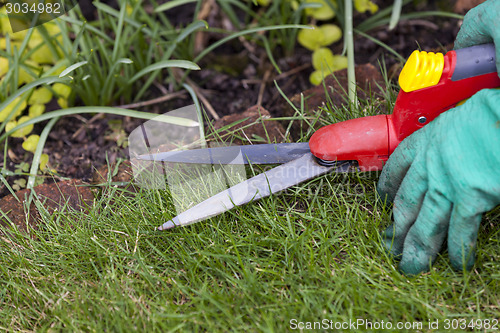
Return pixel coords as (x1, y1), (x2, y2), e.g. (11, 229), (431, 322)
(0, 98), (499, 331)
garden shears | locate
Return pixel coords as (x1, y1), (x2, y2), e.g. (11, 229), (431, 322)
(138, 44), (500, 230)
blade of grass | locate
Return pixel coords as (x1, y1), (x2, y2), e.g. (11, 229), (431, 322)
(389, 0), (403, 30)
(344, 0), (356, 105)
(92, 2), (153, 36)
(194, 25), (310, 63)
(0, 106), (200, 145)
(155, 0), (198, 13)
(59, 15), (114, 43)
(59, 61), (88, 77)
(27, 117), (59, 189)
(111, 1), (127, 63)
(182, 83), (206, 148)
(354, 29), (405, 62)
(127, 60), (200, 85)
(133, 20), (207, 102)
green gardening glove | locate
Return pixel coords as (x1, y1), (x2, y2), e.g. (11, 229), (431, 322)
(454, 0), (500, 75)
(377, 89), (500, 275)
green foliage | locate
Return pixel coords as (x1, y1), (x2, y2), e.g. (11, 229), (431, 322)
(0, 0), (206, 188)
(59, 1), (204, 106)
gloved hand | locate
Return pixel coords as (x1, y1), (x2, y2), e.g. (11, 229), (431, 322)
(454, 0), (500, 75)
(377, 89), (500, 275)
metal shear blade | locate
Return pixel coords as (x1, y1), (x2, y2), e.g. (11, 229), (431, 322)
(139, 142), (311, 165)
(158, 153), (354, 230)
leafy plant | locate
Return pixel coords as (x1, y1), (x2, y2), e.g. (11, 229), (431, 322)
(0, 0), (208, 189)
(57, 0), (204, 106)
(250, 0), (378, 86)
(0, 9), (71, 175)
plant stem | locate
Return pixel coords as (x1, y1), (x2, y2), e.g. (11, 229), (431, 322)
(345, 0), (357, 106)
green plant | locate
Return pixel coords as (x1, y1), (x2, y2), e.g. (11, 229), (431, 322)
(56, 0), (203, 106)
(0, 10), (73, 170)
(0, 0), (208, 188)
(291, 0), (378, 86)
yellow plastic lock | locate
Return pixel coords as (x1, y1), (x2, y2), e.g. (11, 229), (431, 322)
(399, 50), (445, 92)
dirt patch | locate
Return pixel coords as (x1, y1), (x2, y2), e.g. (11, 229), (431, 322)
(0, 179), (94, 235)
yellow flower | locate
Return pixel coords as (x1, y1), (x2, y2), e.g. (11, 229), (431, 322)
(0, 96), (27, 122)
(22, 134), (40, 153)
(354, 0), (378, 14)
(126, 4), (134, 15)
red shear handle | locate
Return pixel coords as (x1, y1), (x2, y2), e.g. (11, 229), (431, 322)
(309, 44), (500, 171)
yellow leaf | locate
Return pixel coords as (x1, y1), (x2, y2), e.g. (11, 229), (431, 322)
(10, 116), (34, 138)
(0, 39), (22, 53)
(40, 154), (49, 171)
(22, 134), (40, 153)
(57, 97), (68, 109)
(354, 0), (378, 14)
(310, 48), (348, 85)
(305, 0), (336, 20)
(18, 67), (35, 85)
(31, 22), (61, 41)
(30, 43), (58, 64)
(28, 87), (53, 105)
(0, 57), (8, 77)
(0, 97), (27, 122)
(319, 24), (342, 46)
(29, 104), (45, 117)
(27, 35), (44, 50)
(0, 14), (13, 35)
(256, 0), (271, 6)
(298, 24), (341, 51)
(297, 27), (324, 51)
(5, 121), (17, 133)
(310, 70), (326, 86)
(312, 47), (335, 70)
(53, 83), (71, 98)
(312, 48), (348, 71)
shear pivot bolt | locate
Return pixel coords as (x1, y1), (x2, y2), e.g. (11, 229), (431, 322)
(418, 116), (427, 124)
